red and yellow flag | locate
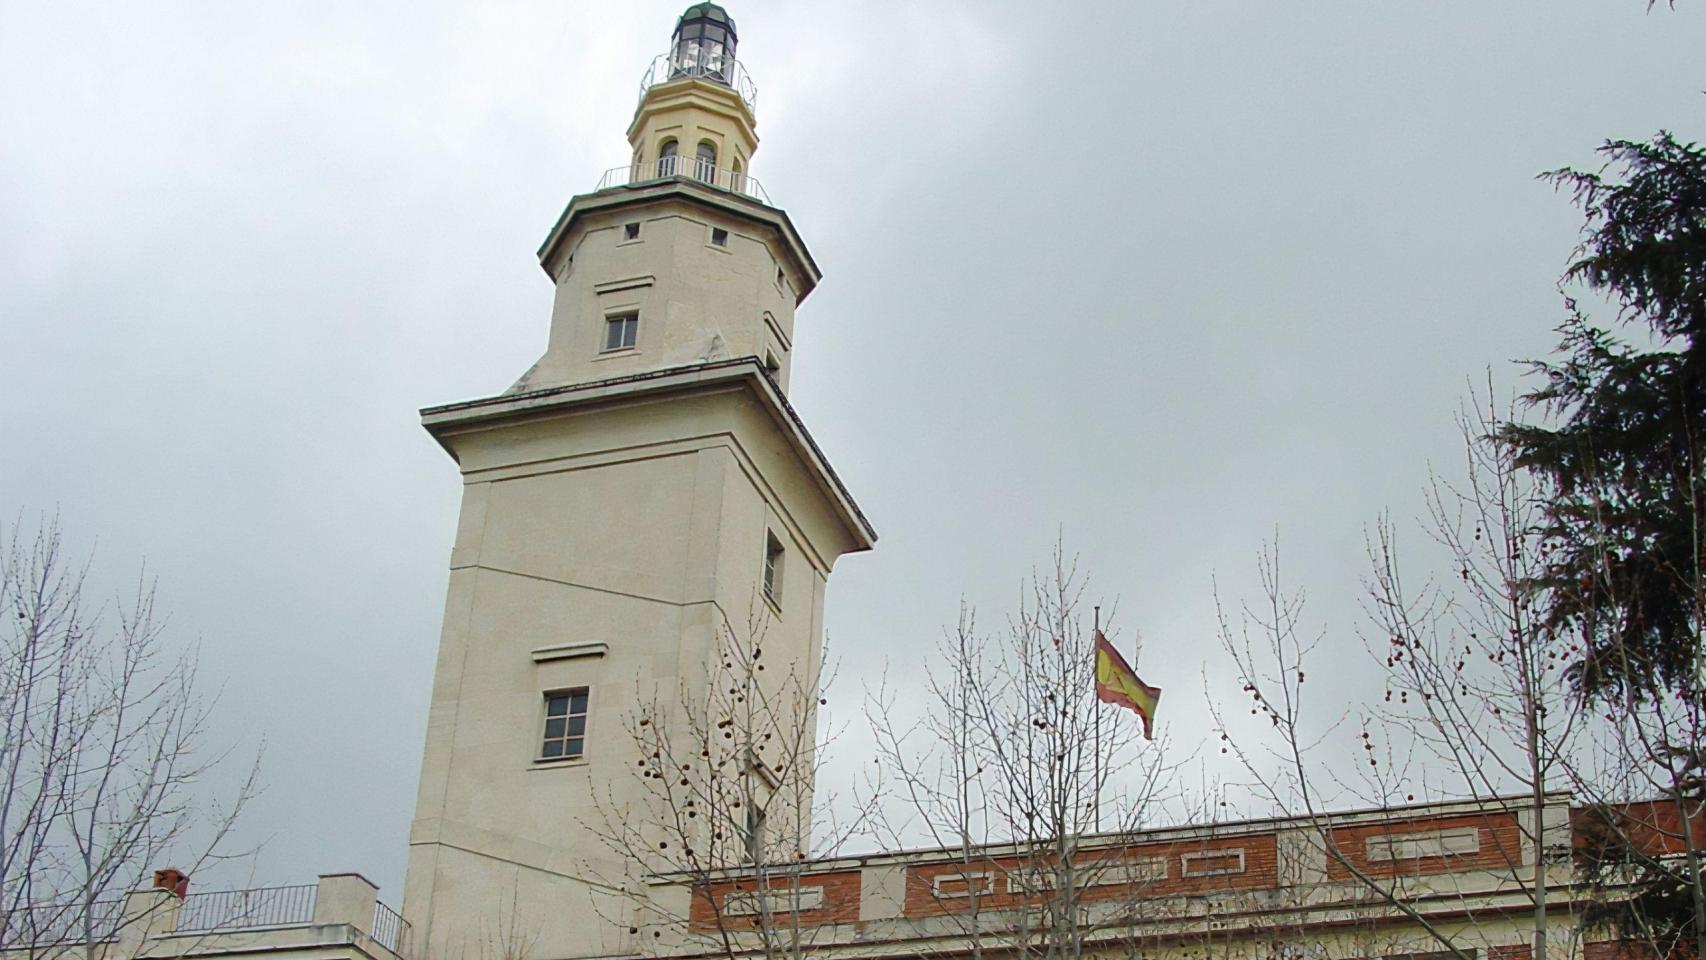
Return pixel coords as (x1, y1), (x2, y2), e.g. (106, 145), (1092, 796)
(1094, 630), (1161, 740)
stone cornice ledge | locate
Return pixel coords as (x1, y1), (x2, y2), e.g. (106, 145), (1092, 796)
(420, 358), (876, 552)
(531, 641), (608, 663)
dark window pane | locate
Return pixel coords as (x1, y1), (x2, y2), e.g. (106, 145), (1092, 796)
(544, 717), (566, 738)
(567, 715), (586, 736)
(541, 739), (564, 759)
(570, 690), (589, 714)
(566, 738), (584, 757)
(546, 695), (568, 716)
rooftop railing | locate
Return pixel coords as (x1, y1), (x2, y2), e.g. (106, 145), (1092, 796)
(1, 877), (410, 956)
(595, 156), (772, 206)
(638, 52), (757, 112)
(176, 882), (317, 933)
(371, 900), (410, 955)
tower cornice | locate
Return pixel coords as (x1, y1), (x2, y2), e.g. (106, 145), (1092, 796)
(421, 358), (876, 554)
(536, 179), (822, 303)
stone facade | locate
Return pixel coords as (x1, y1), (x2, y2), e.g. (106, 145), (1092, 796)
(9, 11), (1690, 960)
(399, 7), (872, 960)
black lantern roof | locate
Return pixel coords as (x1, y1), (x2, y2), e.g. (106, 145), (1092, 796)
(675, 3), (737, 40)
(668, 3), (738, 85)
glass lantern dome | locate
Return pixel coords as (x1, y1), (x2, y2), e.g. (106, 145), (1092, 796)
(668, 3), (738, 85)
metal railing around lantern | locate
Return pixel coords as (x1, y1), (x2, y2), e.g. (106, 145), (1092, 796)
(594, 156), (771, 206)
(637, 52), (757, 111)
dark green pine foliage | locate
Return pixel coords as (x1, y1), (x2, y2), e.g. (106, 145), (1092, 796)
(1498, 132), (1706, 707)
(1501, 131), (1706, 960)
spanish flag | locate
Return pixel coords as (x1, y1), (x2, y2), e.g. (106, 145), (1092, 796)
(1094, 630), (1160, 739)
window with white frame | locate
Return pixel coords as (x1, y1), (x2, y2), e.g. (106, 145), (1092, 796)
(540, 688), (589, 760)
(604, 312), (639, 351)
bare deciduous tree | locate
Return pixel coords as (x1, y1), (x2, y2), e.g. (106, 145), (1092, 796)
(590, 604), (865, 960)
(1214, 392), (1585, 960)
(866, 550), (1175, 960)
(0, 516), (259, 960)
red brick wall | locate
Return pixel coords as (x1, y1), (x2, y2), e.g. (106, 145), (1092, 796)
(688, 869), (861, 932)
(1574, 802), (1706, 859)
(1584, 941), (1665, 960)
(1325, 812), (1523, 881)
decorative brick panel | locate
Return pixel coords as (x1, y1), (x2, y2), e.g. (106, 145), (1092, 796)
(688, 870), (861, 932)
(1489, 944), (1533, 960)
(1325, 813), (1523, 881)
(902, 834), (1279, 918)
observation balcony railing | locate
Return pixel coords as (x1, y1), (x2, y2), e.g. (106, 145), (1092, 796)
(595, 156), (771, 206)
(638, 52), (757, 112)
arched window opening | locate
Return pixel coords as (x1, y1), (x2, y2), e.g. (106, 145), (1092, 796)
(658, 139), (679, 178)
(695, 141), (717, 184)
(731, 156), (745, 193)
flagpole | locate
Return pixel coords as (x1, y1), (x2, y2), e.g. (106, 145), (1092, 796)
(1093, 605), (1102, 834)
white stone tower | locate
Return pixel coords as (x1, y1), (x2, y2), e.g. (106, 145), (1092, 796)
(400, 6), (874, 958)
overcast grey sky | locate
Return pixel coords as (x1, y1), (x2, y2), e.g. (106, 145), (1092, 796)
(3, 0), (1703, 901)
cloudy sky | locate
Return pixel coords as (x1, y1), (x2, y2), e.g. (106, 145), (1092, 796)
(3, 0), (1703, 902)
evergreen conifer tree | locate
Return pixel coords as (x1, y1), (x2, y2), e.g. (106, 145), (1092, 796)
(1498, 130), (1706, 960)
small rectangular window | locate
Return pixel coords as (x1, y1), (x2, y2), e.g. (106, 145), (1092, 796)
(624, 222), (641, 241)
(604, 313), (639, 351)
(763, 532), (784, 608)
(775, 266), (785, 289)
(540, 688), (589, 760)
(710, 227), (729, 247)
